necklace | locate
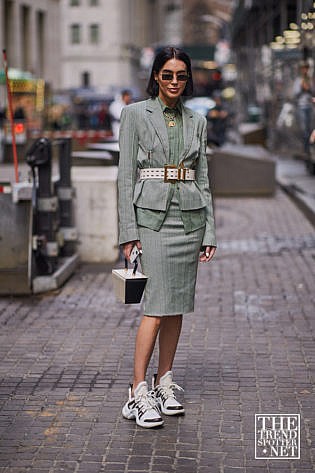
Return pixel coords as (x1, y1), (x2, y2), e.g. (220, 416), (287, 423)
(163, 109), (176, 127)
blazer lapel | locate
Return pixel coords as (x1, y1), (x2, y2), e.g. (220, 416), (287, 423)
(179, 103), (195, 164)
(145, 98), (169, 159)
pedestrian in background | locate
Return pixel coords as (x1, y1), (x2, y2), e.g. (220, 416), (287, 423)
(293, 60), (314, 156)
(98, 102), (112, 131)
(118, 46), (216, 428)
(207, 91), (229, 146)
(109, 89), (132, 139)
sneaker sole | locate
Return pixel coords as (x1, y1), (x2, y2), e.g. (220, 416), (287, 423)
(157, 402), (185, 416)
(135, 416), (164, 428)
(122, 405), (164, 428)
(122, 404), (136, 420)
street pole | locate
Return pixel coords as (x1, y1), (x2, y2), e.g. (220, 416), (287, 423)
(2, 49), (19, 183)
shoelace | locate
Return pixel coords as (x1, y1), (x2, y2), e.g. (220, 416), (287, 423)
(159, 382), (184, 399)
(136, 389), (159, 411)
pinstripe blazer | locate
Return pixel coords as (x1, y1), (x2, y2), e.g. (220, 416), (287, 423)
(118, 97), (216, 247)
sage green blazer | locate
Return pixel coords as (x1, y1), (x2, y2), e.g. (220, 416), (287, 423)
(118, 97), (216, 247)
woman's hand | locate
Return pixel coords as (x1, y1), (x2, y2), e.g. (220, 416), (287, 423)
(199, 246), (216, 263)
(122, 240), (142, 261)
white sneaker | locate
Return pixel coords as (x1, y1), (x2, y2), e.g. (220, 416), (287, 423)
(122, 381), (164, 428)
(153, 371), (185, 416)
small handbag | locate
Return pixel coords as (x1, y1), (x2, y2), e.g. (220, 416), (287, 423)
(112, 257), (148, 304)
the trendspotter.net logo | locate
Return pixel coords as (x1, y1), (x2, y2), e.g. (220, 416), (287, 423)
(255, 414), (300, 459)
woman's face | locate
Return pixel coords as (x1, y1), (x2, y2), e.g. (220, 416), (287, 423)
(154, 58), (188, 107)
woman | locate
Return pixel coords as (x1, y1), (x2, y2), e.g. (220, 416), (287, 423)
(118, 47), (216, 428)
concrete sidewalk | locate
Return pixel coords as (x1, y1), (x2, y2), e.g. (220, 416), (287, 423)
(0, 188), (315, 473)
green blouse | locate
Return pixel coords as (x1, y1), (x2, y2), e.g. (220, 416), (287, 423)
(158, 97), (184, 165)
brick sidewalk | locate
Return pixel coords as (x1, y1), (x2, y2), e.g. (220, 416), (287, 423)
(0, 189), (314, 473)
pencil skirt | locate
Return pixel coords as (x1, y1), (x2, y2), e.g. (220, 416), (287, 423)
(138, 199), (205, 316)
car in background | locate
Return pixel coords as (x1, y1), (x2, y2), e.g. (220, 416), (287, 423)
(184, 97), (215, 116)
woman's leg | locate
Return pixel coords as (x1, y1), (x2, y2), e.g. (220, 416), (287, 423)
(132, 315), (161, 392)
(156, 314), (183, 384)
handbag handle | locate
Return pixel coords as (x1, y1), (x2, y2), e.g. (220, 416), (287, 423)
(124, 257), (138, 275)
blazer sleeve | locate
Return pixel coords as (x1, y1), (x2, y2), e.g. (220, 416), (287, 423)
(196, 117), (217, 247)
(118, 106), (140, 245)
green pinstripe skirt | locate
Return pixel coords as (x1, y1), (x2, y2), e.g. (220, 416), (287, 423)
(138, 196), (205, 316)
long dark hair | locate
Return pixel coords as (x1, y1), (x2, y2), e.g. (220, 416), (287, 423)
(146, 46), (193, 97)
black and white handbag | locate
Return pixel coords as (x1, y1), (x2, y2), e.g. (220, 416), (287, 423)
(112, 257), (148, 304)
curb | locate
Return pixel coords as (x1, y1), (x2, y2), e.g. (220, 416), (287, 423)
(277, 177), (315, 228)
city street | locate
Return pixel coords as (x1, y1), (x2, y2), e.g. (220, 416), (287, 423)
(1, 0), (314, 471)
(0, 187), (314, 473)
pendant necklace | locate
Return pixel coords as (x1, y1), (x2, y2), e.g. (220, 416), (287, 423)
(163, 109), (176, 127)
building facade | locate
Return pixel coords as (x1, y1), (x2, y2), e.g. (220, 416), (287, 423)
(231, 0), (314, 151)
(0, 0), (235, 94)
(60, 0), (235, 93)
(183, 0), (233, 47)
(60, 0), (158, 92)
(0, 0), (61, 88)
(231, 0), (314, 109)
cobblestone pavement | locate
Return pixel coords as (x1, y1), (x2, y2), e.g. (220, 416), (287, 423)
(0, 189), (314, 473)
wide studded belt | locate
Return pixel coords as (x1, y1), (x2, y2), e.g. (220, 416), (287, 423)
(139, 165), (196, 183)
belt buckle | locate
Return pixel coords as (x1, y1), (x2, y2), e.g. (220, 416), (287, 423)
(164, 164), (178, 183)
(178, 164), (187, 180)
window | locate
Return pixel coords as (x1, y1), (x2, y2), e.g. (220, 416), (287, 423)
(70, 0), (80, 6)
(82, 72), (90, 88)
(90, 0), (99, 5)
(70, 24), (81, 44)
(90, 24), (100, 44)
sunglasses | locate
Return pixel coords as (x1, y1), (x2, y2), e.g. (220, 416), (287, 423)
(160, 72), (189, 82)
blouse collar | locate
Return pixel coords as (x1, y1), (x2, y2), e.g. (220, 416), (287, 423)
(158, 96), (182, 114)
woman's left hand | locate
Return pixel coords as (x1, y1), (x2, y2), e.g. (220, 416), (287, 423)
(199, 246), (216, 263)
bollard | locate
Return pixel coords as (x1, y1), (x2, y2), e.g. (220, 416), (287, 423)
(56, 138), (77, 256)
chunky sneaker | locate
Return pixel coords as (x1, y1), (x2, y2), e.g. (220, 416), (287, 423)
(122, 381), (164, 428)
(153, 371), (185, 416)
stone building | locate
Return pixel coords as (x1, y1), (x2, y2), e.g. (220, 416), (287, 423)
(59, 0), (235, 92)
(0, 0), (235, 94)
(0, 0), (61, 88)
(60, 0), (158, 92)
